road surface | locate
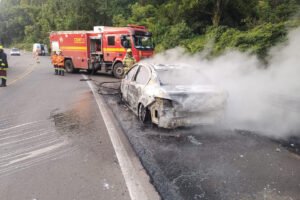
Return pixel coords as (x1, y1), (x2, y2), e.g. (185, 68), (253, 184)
(0, 52), (158, 200)
(91, 74), (300, 200)
(1, 51), (299, 200)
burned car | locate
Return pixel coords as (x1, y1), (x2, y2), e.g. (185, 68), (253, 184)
(120, 63), (227, 128)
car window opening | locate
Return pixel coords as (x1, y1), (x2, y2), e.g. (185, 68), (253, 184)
(135, 66), (150, 84)
(155, 110), (159, 118)
(158, 69), (211, 86)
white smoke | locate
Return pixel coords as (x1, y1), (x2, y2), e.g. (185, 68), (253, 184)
(145, 27), (300, 138)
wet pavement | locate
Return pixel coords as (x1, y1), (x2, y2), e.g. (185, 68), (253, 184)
(0, 54), (130, 200)
(93, 81), (300, 200)
(2, 51), (300, 200)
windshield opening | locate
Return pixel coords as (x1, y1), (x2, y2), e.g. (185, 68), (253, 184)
(133, 35), (154, 50)
(157, 69), (211, 86)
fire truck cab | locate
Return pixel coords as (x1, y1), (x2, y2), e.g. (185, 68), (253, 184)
(49, 25), (154, 78)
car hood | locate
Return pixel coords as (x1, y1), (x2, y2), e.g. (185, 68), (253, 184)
(147, 84), (228, 111)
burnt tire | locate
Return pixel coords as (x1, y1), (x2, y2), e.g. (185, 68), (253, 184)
(138, 104), (151, 123)
(113, 62), (124, 79)
(65, 59), (74, 73)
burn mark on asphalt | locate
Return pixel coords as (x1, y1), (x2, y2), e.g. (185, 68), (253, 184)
(50, 93), (98, 136)
(51, 111), (80, 134)
(99, 90), (300, 200)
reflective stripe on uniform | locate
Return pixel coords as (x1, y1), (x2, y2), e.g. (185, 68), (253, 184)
(0, 76), (7, 80)
(0, 68), (7, 70)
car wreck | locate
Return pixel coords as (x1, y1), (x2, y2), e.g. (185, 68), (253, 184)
(120, 63), (227, 129)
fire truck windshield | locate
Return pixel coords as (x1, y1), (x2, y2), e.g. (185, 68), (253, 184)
(133, 35), (154, 50)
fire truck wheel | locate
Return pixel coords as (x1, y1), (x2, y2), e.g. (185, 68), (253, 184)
(113, 63), (124, 79)
(65, 60), (75, 73)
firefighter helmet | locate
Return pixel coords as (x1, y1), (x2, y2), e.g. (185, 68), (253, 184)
(127, 49), (132, 53)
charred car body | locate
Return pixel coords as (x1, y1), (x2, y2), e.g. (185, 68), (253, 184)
(120, 63), (228, 129)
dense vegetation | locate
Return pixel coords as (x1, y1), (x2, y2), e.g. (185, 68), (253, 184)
(0, 0), (299, 57)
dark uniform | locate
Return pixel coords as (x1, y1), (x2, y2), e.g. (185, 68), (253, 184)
(0, 46), (8, 87)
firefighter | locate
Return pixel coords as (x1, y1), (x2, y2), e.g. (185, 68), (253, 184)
(51, 51), (58, 75)
(33, 48), (40, 63)
(123, 49), (136, 75)
(0, 45), (8, 87)
(56, 50), (65, 76)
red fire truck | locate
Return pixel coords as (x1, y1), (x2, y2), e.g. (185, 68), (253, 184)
(49, 25), (154, 78)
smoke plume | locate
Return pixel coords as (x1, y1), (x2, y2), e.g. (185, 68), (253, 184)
(145, 27), (300, 138)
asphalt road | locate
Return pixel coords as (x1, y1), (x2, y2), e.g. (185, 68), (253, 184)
(0, 52), (132, 200)
(91, 77), (300, 200)
(1, 50), (299, 200)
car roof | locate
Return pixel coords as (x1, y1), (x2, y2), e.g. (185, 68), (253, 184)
(140, 63), (191, 72)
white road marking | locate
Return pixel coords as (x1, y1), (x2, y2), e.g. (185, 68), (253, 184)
(6, 140), (67, 166)
(7, 63), (37, 86)
(0, 131), (55, 147)
(83, 75), (159, 200)
(0, 119), (70, 177)
(0, 138), (61, 159)
(0, 128), (46, 141)
(0, 121), (40, 132)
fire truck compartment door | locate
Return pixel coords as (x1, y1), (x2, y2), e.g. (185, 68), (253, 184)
(51, 41), (59, 52)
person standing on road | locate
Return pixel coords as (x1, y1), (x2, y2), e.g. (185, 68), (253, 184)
(56, 50), (65, 76)
(51, 51), (58, 75)
(123, 49), (136, 76)
(0, 45), (8, 87)
(33, 48), (40, 64)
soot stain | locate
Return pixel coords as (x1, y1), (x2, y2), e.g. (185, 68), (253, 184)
(50, 110), (81, 135)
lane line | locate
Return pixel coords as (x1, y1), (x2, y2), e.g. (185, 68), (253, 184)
(6, 140), (67, 166)
(83, 74), (160, 200)
(0, 121), (40, 132)
(0, 128), (46, 141)
(0, 131), (55, 147)
(7, 63), (37, 86)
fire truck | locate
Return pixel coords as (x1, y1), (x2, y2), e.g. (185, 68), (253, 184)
(49, 25), (154, 78)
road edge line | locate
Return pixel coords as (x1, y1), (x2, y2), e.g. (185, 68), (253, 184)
(83, 75), (160, 200)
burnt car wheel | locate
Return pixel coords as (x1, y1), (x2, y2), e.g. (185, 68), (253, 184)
(138, 104), (151, 123)
(113, 63), (124, 79)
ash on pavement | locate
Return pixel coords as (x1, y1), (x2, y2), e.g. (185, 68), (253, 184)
(95, 79), (300, 200)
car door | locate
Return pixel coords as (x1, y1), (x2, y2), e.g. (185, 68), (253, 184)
(122, 64), (139, 102)
(127, 65), (151, 112)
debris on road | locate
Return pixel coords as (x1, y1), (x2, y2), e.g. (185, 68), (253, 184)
(187, 135), (202, 146)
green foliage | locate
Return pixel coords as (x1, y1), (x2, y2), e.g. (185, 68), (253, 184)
(181, 35), (207, 53)
(178, 22), (290, 58)
(257, 0), (300, 24)
(212, 23), (287, 57)
(0, 0), (299, 59)
(157, 21), (193, 51)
